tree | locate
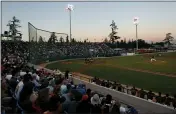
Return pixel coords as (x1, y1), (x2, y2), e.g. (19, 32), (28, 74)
(60, 36), (64, 43)
(109, 20), (120, 43)
(163, 33), (174, 47)
(38, 36), (44, 43)
(104, 38), (109, 43)
(124, 38), (127, 44)
(138, 39), (149, 48)
(71, 38), (76, 43)
(119, 40), (124, 48)
(48, 32), (57, 44)
(66, 35), (69, 43)
(128, 39), (132, 48)
(6, 16), (22, 40)
(154, 42), (164, 47)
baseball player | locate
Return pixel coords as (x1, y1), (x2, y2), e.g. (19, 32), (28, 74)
(151, 55), (156, 62)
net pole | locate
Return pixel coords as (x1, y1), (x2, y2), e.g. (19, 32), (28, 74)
(28, 22), (31, 62)
(36, 29), (37, 42)
(69, 10), (72, 42)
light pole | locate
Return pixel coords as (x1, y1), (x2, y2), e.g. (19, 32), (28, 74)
(133, 17), (139, 51)
(66, 4), (74, 42)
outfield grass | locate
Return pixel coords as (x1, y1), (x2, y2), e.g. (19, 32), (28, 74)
(45, 52), (176, 95)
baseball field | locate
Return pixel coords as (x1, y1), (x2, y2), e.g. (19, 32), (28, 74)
(43, 52), (176, 95)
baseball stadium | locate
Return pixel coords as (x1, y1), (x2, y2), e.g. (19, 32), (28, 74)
(2, 2), (176, 114)
(1, 19), (176, 114)
(1, 20), (176, 114)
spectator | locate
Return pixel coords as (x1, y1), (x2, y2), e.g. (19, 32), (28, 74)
(106, 80), (110, 88)
(124, 85), (129, 94)
(67, 90), (82, 113)
(53, 78), (63, 95)
(96, 78), (102, 85)
(101, 80), (106, 87)
(156, 92), (162, 104)
(60, 82), (68, 95)
(32, 74), (41, 87)
(139, 88), (145, 99)
(8, 76), (18, 92)
(152, 96), (157, 102)
(86, 88), (92, 102)
(131, 86), (137, 96)
(15, 73), (31, 100)
(147, 90), (155, 100)
(164, 94), (171, 106)
(35, 88), (50, 112)
(112, 81), (117, 90)
(62, 89), (73, 112)
(127, 106), (138, 114)
(91, 94), (102, 114)
(102, 94), (113, 113)
(47, 78), (55, 95)
(110, 100), (121, 114)
(19, 81), (35, 112)
(117, 84), (122, 92)
(43, 95), (62, 114)
(76, 84), (86, 95)
(40, 79), (49, 89)
(76, 95), (91, 114)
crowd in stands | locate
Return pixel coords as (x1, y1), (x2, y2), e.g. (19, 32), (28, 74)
(1, 40), (137, 114)
(50, 42), (117, 59)
(1, 41), (29, 63)
(34, 42), (118, 63)
(91, 77), (176, 109)
(1, 58), (138, 114)
(2, 40), (175, 114)
(1, 40), (117, 64)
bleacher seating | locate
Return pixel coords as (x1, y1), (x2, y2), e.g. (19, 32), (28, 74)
(1, 40), (176, 114)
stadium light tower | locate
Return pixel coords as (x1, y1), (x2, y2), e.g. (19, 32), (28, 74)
(133, 17), (139, 51)
(66, 4), (74, 42)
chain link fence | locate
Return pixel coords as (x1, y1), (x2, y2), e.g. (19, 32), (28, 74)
(28, 22), (68, 64)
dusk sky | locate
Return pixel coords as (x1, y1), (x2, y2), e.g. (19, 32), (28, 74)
(1, 1), (176, 42)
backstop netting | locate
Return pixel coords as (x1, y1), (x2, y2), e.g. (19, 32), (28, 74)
(28, 22), (68, 64)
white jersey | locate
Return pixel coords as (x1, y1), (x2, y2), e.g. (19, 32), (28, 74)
(15, 81), (24, 100)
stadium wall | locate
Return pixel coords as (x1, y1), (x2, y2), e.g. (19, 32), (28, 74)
(28, 63), (176, 114)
